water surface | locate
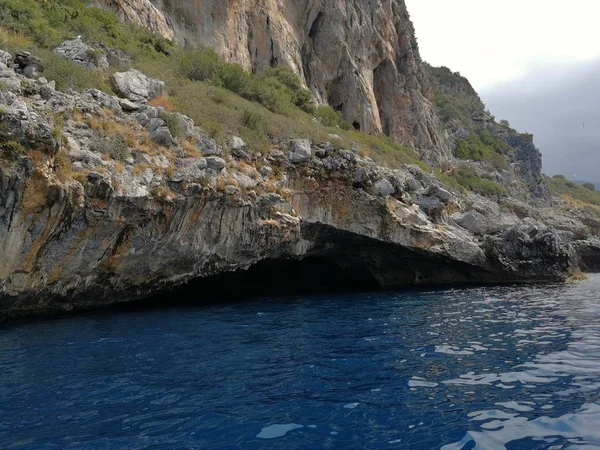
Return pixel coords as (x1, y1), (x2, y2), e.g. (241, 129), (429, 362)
(2, 275), (600, 449)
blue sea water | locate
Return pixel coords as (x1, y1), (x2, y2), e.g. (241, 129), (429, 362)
(2, 275), (600, 449)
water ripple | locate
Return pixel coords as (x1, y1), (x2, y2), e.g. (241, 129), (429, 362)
(1, 275), (600, 448)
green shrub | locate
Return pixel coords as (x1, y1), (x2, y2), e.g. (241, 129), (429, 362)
(0, 0), (437, 172)
(159, 111), (184, 138)
(92, 134), (130, 162)
(448, 166), (506, 197)
(261, 67), (315, 113)
(313, 106), (352, 130)
(583, 182), (596, 191)
(548, 175), (600, 207)
(454, 130), (510, 171)
(178, 48), (316, 118)
(0, 140), (24, 158)
(36, 50), (109, 92)
(242, 109), (265, 131)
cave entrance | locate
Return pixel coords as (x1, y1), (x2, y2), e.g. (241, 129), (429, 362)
(164, 257), (380, 304)
(352, 121), (361, 131)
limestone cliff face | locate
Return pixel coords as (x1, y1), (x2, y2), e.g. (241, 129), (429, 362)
(95, 0), (451, 165)
(0, 52), (581, 319)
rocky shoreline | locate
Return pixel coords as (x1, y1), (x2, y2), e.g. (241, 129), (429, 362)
(2, 45), (597, 319)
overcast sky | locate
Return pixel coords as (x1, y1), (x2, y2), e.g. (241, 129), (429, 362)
(406, 0), (600, 180)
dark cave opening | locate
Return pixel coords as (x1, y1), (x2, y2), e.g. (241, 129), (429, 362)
(352, 121), (361, 130)
(155, 257), (380, 305)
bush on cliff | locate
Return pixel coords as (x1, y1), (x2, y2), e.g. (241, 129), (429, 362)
(453, 129), (511, 171)
(548, 175), (600, 207)
(447, 165), (506, 198)
(0, 0), (424, 169)
(178, 49), (316, 117)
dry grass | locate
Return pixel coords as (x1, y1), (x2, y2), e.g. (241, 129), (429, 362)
(148, 96), (176, 112)
(26, 149), (47, 168)
(0, 27), (34, 49)
(22, 170), (49, 212)
(181, 139), (202, 157)
(561, 194), (600, 215)
(133, 163), (153, 175)
(72, 172), (88, 185)
(151, 186), (175, 200)
(53, 150), (73, 183)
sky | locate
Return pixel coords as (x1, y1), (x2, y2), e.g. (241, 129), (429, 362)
(406, 0), (600, 180)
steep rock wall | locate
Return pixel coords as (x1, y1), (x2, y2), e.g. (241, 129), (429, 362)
(95, 0), (451, 165)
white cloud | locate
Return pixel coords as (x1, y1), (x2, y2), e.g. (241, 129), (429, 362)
(406, 0), (600, 89)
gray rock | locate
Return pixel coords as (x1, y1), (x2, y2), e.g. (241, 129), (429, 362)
(13, 52), (43, 77)
(111, 69), (165, 102)
(22, 65), (38, 79)
(259, 166), (274, 178)
(289, 139), (312, 163)
(81, 89), (122, 113)
(53, 38), (109, 71)
(132, 151), (154, 165)
(147, 117), (165, 132)
(257, 193), (286, 207)
(119, 98), (140, 111)
(139, 168), (155, 185)
(453, 210), (490, 236)
(66, 137), (103, 166)
(147, 118), (165, 132)
(406, 178), (422, 192)
(229, 136), (247, 154)
(231, 171), (258, 189)
(0, 70), (21, 92)
(0, 50), (12, 68)
(149, 126), (175, 147)
(206, 156), (227, 172)
(225, 185), (240, 195)
(196, 134), (220, 156)
(230, 141), (251, 160)
(340, 149), (357, 162)
(372, 179), (395, 197)
(353, 167), (368, 184)
(424, 185), (453, 203)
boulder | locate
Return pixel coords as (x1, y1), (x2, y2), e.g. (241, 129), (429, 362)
(452, 210), (504, 236)
(0, 69), (21, 92)
(149, 126), (175, 147)
(231, 171), (258, 189)
(110, 69), (165, 102)
(13, 52), (44, 78)
(229, 136), (250, 160)
(53, 38), (109, 71)
(119, 98), (140, 111)
(289, 139), (312, 163)
(259, 165), (274, 178)
(424, 185), (453, 203)
(353, 167), (369, 185)
(0, 50), (13, 69)
(206, 156), (227, 172)
(171, 158), (208, 182)
(372, 179), (395, 197)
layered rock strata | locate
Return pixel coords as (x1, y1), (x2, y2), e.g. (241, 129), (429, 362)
(0, 52), (583, 319)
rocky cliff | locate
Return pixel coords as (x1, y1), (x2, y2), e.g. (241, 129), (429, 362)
(0, 49), (582, 319)
(1, 1), (599, 320)
(94, 0), (451, 165)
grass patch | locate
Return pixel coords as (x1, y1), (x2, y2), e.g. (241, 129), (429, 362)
(446, 165), (506, 197)
(0, 0), (432, 171)
(548, 175), (600, 208)
(453, 129), (511, 171)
